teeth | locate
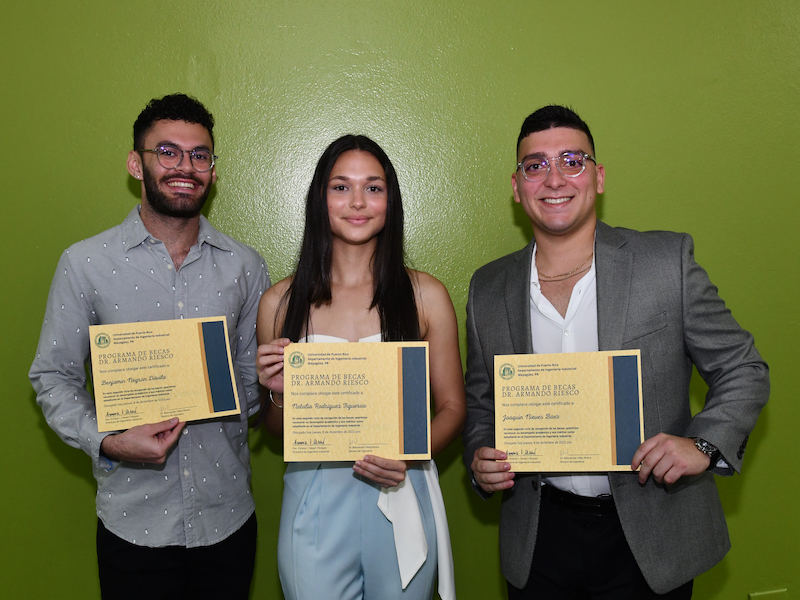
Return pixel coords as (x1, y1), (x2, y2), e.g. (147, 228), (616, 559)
(168, 182), (195, 189)
(542, 197), (570, 205)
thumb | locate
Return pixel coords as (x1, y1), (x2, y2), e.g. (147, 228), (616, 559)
(149, 417), (180, 434)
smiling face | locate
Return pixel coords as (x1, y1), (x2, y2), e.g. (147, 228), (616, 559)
(326, 150), (388, 247)
(512, 127), (604, 240)
(127, 119), (217, 218)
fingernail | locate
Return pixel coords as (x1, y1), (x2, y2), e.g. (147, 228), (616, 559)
(170, 418), (178, 424)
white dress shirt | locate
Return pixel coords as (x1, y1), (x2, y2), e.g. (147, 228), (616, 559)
(529, 243), (611, 497)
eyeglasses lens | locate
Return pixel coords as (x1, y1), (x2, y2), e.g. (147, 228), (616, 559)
(521, 153), (586, 182)
(155, 145), (214, 172)
(557, 153), (586, 176)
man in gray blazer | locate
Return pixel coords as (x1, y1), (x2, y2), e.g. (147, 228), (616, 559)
(463, 105), (769, 599)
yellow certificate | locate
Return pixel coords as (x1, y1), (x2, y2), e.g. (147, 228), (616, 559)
(89, 317), (241, 432)
(495, 350), (643, 472)
(283, 341), (430, 461)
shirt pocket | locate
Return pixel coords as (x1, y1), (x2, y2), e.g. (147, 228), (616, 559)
(200, 290), (243, 333)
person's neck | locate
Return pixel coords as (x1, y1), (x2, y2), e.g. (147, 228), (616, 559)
(329, 239), (376, 289)
(139, 203), (201, 271)
(533, 223), (596, 278)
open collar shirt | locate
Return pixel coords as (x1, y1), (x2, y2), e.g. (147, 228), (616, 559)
(529, 243), (612, 497)
(30, 206), (270, 547)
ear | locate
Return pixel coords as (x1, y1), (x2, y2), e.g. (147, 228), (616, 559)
(595, 163), (605, 195)
(512, 171), (521, 204)
(210, 166), (217, 185)
(127, 150), (143, 181)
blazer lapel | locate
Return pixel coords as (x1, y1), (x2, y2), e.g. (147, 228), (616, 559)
(595, 221), (632, 351)
(504, 239), (535, 355)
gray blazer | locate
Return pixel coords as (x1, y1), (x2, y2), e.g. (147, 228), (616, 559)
(462, 221), (769, 594)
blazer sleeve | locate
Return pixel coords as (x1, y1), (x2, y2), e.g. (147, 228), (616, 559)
(679, 234), (769, 472)
(462, 272), (498, 499)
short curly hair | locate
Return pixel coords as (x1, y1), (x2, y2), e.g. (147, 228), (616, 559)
(133, 93), (215, 150)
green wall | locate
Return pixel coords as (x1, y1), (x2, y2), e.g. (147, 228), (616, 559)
(2, 1), (797, 598)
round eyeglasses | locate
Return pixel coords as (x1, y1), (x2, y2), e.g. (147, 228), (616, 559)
(136, 144), (218, 173)
(517, 151), (596, 182)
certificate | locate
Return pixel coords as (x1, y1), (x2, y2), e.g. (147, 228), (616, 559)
(494, 350), (643, 472)
(283, 341), (430, 461)
(89, 317), (241, 432)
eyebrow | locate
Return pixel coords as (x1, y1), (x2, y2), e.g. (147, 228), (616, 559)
(154, 141), (212, 151)
(329, 174), (386, 182)
(520, 149), (586, 161)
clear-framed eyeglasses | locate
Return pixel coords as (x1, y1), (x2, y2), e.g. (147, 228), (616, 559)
(136, 144), (218, 173)
(517, 151), (596, 182)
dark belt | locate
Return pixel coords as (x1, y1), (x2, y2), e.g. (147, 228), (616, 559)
(543, 484), (616, 517)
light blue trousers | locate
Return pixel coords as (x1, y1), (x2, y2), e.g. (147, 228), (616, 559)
(278, 462), (437, 600)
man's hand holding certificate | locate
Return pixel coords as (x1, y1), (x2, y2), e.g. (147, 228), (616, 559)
(495, 350), (644, 472)
(283, 341), (431, 461)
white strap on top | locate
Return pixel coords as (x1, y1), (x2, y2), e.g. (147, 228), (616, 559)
(376, 475), (427, 588)
(300, 333), (382, 343)
(375, 462), (455, 598)
(425, 461), (455, 600)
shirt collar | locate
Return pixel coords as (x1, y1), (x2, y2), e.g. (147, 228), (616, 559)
(530, 230), (598, 287)
(529, 240), (597, 308)
(120, 205), (232, 253)
(120, 206), (152, 252)
(196, 213), (232, 251)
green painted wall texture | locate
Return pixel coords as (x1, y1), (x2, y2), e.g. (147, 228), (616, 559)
(2, 1), (797, 598)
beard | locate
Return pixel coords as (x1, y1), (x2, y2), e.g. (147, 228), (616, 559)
(142, 163), (211, 218)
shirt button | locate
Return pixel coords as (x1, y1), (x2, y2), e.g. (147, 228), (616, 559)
(564, 330), (571, 336)
(183, 469), (190, 477)
(149, 238), (156, 245)
(167, 264), (173, 270)
(178, 301), (184, 309)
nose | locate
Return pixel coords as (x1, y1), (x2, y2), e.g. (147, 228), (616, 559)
(173, 150), (196, 172)
(350, 189), (366, 208)
(543, 161), (567, 188)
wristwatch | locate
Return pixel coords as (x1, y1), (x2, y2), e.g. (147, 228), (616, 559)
(692, 437), (721, 470)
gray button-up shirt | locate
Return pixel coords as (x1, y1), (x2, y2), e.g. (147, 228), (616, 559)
(30, 206), (270, 547)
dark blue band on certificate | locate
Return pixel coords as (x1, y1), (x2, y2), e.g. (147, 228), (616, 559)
(402, 346), (428, 455)
(201, 320), (237, 413)
(612, 355), (641, 465)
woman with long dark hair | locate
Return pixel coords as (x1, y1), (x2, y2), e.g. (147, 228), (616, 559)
(257, 135), (464, 600)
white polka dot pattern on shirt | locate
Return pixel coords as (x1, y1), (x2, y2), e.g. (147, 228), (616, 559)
(31, 208), (268, 548)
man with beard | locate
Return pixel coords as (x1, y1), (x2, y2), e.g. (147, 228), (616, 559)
(30, 94), (270, 599)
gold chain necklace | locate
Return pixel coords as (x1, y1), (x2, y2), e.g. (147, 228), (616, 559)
(537, 253), (593, 282)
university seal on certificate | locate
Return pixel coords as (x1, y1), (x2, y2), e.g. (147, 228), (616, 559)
(283, 341), (431, 462)
(89, 317), (241, 432)
(495, 350), (644, 472)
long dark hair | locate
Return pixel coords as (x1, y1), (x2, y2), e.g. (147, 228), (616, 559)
(280, 135), (419, 342)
